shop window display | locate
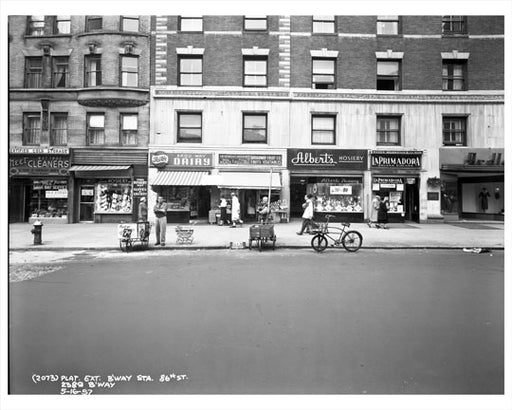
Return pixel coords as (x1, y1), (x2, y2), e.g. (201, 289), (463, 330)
(309, 178), (363, 213)
(95, 180), (132, 213)
(29, 180), (68, 218)
(372, 177), (404, 214)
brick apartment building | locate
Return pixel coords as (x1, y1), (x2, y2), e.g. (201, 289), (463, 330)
(8, 15), (151, 224)
(149, 15), (504, 224)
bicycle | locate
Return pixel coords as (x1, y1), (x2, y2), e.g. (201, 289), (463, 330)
(310, 214), (363, 252)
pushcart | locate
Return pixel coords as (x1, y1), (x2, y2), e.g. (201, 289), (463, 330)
(117, 221), (151, 252)
(248, 223), (276, 251)
(175, 221), (197, 244)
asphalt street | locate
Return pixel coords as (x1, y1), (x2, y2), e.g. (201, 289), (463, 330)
(8, 249), (504, 395)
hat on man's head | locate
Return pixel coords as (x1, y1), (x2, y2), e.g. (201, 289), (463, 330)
(140, 197), (146, 202)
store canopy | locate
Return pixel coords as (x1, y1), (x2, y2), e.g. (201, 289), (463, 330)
(68, 165), (131, 171)
(152, 171), (209, 186)
(216, 172), (281, 189)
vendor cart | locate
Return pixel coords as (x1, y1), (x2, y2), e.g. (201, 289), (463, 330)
(117, 221), (151, 252)
(248, 224), (276, 251)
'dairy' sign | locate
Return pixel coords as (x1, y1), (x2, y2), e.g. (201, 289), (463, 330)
(150, 152), (213, 168)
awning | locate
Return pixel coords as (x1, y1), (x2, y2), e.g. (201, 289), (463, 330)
(152, 171), (209, 186)
(69, 165), (131, 171)
(217, 172), (281, 189)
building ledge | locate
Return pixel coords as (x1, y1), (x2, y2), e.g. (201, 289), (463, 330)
(77, 87), (149, 107)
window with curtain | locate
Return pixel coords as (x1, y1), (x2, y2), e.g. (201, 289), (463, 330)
(85, 55), (102, 86)
(120, 114), (138, 145)
(443, 116), (467, 145)
(121, 56), (138, 87)
(442, 60), (466, 90)
(55, 16), (71, 34)
(312, 58), (336, 89)
(377, 16), (399, 35)
(52, 57), (69, 87)
(312, 115), (336, 145)
(50, 114), (68, 146)
(25, 58), (43, 88)
(377, 116), (401, 145)
(243, 57), (267, 87)
(23, 114), (41, 145)
(179, 56), (203, 86)
(121, 16), (139, 32)
(87, 114), (105, 145)
(26, 15), (45, 35)
(243, 113), (267, 143)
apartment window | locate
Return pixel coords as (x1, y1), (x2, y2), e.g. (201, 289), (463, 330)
(377, 16), (399, 35)
(121, 16), (139, 32)
(313, 16), (335, 33)
(55, 16), (71, 34)
(26, 16), (45, 36)
(443, 116), (467, 146)
(50, 113), (68, 146)
(86, 114), (105, 145)
(377, 116), (401, 146)
(23, 113), (41, 145)
(312, 115), (336, 145)
(244, 57), (267, 87)
(243, 113), (267, 144)
(121, 56), (138, 87)
(442, 16), (467, 35)
(86, 16), (103, 31)
(120, 114), (138, 145)
(244, 16), (267, 31)
(179, 56), (203, 86)
(442, 60), (466, 90)
(179, 16), (203, 32)
(85, 54), (102, 87)
(177, 113), (202, 143)
(52, 57), (69, 88)
(312, 58), (336, 89)
(377, 60), (401, 90)
(25, 58), (43, 88)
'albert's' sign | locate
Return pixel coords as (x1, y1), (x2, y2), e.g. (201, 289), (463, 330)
(287, 149), (368, 170)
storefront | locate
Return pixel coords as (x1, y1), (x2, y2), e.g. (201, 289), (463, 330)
(149, 151), (213, 223)
(439, 148), (504, 221)
(370, 150), (423, 223)
(288, 149), (368, 223)
(9, 147), (70, 223)
(69, 148), (148, 223)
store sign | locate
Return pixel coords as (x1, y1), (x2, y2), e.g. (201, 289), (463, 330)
(133, 178), (148, 197)
(371, 151), (422, 169)
(150, 152), (213, 168)
(372, 177), (405, 191)
(46, 189), (68, 198)
(287, 149), (368, 170)
(9, 154), (70, 176)
(219, 154), (282, 166)
(330, 186), (352, 195)
(9, 146), (70, 155)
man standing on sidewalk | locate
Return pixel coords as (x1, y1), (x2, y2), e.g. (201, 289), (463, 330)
(153, 196), (167, 246)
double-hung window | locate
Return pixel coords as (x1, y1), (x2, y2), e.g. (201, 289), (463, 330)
(85, 54), (102, 87)
(179, 56), (203, 86)
(442, 60), (466, 90)
(377, 60), (401, 90)
(120, 114), (138, 145)
(23, 113), (41, 145)
(179, 16), (203, 32)
(177, 113), (202, 143)
(26, 16), (45, 36)
(121, 56), (138, 87)
(52, 57), (69, 88)
(121, 16), (139, 32)
(50, 113), (68, 146)
(312, 58), (336, 89)
(55, 16), (71, 34)
(86, 16), (102, 31)
(312, 115), (336, 145)
(86, 114), (105, 145)
(25, 58), (43, 88)
(244, 16), (267, 31)
(442, 16), (467, 35)
(243, 113), (267, 144)
(313, 16), (335, 33)
(243, 56), (267, 87)
(377, 116), (401, 146)
(443, 116), (467, 146)
(377, 16), (399, 35)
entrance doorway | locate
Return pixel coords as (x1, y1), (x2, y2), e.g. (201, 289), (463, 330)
(79, 185), (95, 222)
(405, 179), (419, 222)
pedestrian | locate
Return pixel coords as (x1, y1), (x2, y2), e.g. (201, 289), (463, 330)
(153, 195), (167, 246)
(479, 187), (491, 211)
(230, 192), (243, 228)
(297, 194), (314, 235)
(257, 196), (270, 224)
(138, 197), (148, 222)
(219, 194), (229, 226)
(377, 196), (390, 229)
(368, 195), (380, 228)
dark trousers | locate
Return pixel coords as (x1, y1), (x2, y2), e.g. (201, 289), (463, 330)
(298, 218), (313, 234)
(220, 207), (228, 224)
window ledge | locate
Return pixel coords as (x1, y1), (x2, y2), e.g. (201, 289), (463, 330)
(24, 34), (72, 39)
(77, 30), (149, 38)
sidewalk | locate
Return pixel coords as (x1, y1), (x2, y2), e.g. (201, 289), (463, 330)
(8, 219), (505, 251)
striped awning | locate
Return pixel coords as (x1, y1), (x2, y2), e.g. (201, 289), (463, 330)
(217, 172), (281, 189)
(152, 171), (209, 186)
(69, 165), (131, 171)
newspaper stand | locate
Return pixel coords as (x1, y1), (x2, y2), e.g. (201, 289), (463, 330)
(175, 221), (197, 244)
(248, 223), (276, 252)
(118, 221), (151, 252)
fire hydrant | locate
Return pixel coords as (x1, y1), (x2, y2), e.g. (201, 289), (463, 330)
(31, 220), (43, 245)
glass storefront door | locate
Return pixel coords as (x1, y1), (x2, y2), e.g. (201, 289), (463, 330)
(79, 185), (95, 222)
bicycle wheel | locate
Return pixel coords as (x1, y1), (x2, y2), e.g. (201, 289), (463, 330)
(311, 234), (328, 252)
(342, 231), (362, 252)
